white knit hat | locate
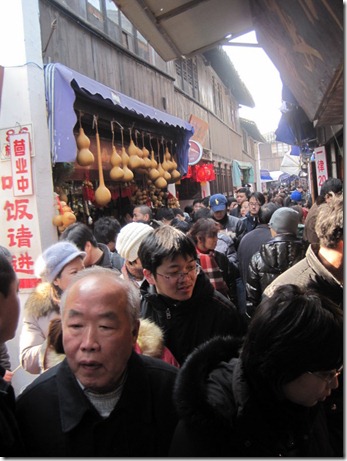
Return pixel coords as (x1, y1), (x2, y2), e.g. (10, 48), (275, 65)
(116, 222), (154, 262)
(35, 241), (86, 283)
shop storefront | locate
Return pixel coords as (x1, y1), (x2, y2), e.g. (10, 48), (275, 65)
(45, 63), (194, 230)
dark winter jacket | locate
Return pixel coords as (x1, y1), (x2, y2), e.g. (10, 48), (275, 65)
(216, 231), (239, 277)
(140, 271), (243, 365)
(246, 234), (305, 314)
(0, 378), (24, 456)
(237, 224), (272, 283)
(95, 242), (119, 270)
(170, 336), (337, 457)
(264, 243), (343, 456)
(16, 352), (178, 457)
(241, 212), (260, 234)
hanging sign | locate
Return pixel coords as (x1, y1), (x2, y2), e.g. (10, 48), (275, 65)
(314, 146), (328, 194)
(188, 140), (203, 166)
(9, 132), (33, 196)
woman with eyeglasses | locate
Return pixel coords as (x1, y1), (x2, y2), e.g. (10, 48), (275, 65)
(187, 218), (237, 305)
(169, 284), (343, 457)
(138, 225), (244, 365)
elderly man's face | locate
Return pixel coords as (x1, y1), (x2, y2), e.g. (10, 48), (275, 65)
(62, 274), (139, 393)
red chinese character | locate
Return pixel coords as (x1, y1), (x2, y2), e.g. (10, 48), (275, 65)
(6, 228), (16, 247)
(317, 160), (325, 172)
(13, 252), (35, 275)
(3, 199), (33, 221)
(1, 176), (12, 190)
(17, 176), (30, 193)
(7, 224), (33, 248)
(13, 138), (26, 156)
(15, 158), (28, 173)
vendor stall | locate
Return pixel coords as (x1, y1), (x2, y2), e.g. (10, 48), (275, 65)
(45, 63), (194, 230)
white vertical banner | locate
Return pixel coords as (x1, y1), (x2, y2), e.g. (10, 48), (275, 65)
(10, 131), (33, 196)
(314, 146), (328, 194)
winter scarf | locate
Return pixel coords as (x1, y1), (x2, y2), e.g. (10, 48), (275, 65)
(197, 248), (229, 298)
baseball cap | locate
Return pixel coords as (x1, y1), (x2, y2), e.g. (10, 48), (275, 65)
(209, 194), (227, 212)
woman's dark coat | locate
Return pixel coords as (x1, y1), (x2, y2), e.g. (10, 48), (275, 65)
(169, 336), (336, 457)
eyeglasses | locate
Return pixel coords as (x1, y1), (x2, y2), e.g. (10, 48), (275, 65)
(249, 201), (260, 207)
(156, 262), (201, 282)
(307, 365), (343, 385)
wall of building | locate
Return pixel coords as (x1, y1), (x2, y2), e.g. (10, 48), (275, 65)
(39, 0), (248, 166)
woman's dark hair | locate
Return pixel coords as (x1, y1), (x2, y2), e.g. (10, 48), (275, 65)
(138, 225), (197, 274)
(188, 218), (218, 244)
(241, 284), (343, 401)
(46, 318), (64, 354)
(60, 222), (98, 249)
(0, 253), (16, 298)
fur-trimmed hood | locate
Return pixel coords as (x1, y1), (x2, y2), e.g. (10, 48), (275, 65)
(136, 318), (165, 358)
(173, 336), (244, 432)
(24, 282), (60, 319)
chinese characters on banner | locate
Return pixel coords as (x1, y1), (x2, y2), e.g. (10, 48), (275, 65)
(1, 125), (42, 291)
(314, 146), (328, 194)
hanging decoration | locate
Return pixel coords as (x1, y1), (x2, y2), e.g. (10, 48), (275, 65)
(190, 163), (216, 182)
(75, 112), (95, 167)
(93, 115), (112, 207)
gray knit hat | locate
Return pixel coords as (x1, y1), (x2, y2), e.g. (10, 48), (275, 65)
(269, 207), (299, 235)
(116, 222), (154, 262)
(35, 241), (86, 283)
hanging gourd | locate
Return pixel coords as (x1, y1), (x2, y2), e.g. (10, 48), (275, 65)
(142, 132), (152, 169)
(165, 144), (175, 172)
(93, 116), (112, 207)
(134, 130), (144, 159)
(167, 143), (181, 183)
(154, 142), (167, 189)
(148, 135), (160, 181)
(161, 140), (171, 172)
(170, 141), (178, 170)
(76, 112), (95, 167)
(119, 126), (134, 182)
(109, 121), (124, 181)
(154, 175), (168, 189)
(127, 128), (144, 170)
(159, 139), (171, 181)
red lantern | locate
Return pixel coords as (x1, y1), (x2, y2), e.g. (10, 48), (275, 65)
(196, 165), (206, 182)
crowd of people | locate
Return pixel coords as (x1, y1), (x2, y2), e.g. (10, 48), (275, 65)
(0, 177), (343, 456)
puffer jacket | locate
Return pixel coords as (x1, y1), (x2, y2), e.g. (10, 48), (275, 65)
(170, 336), (336, 457)
(140, 271), (243, 365)
(19, 282), (60, 374)
(246, 234), (305, 315)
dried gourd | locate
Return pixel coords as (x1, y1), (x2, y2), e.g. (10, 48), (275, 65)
(154, 176), (167, 189)
(94, 119), (111, 207)
(120, 146), (134, 182)
(76, 128), (95, 167)
(110, 145), (124, 181)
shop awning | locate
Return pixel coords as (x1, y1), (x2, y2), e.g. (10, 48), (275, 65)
(44, 63), (194, 173)
(260, 169), (272, 181)
(232, 160), (255, 187)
